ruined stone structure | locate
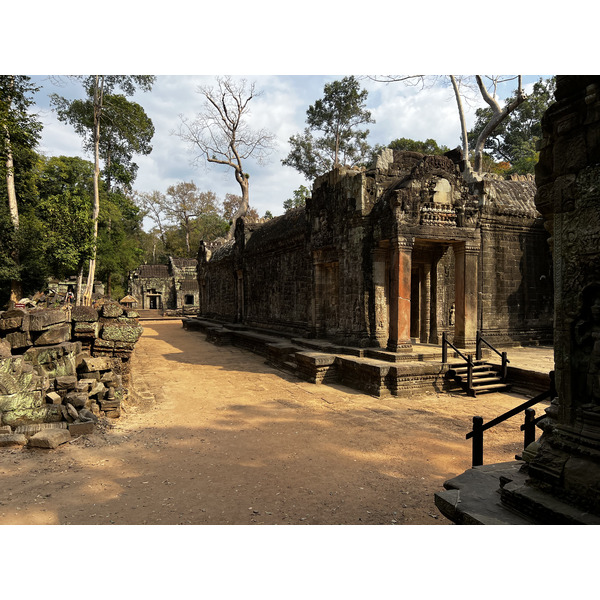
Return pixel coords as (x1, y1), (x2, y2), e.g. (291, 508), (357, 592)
(0, 302), (143, 447)
(197, 150), (553, 352)
(128, 256), (199, 313)
(435, 75), (600, 524)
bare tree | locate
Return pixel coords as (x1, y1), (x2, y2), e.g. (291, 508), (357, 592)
(176, 76), (275, 240)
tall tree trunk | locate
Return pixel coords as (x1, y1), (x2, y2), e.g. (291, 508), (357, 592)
(226, 169), (249, 240)
(473, 75), (526, 173)
(450, 75), (472, 172)
(76, 265), (84, 306)
(83, 76), (103, 306)
(3, 76), (22, 303)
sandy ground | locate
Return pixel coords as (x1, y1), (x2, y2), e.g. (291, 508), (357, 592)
(0, 320), (550, 526)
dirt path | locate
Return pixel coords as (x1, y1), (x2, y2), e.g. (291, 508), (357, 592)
(0, 320), (545, 525)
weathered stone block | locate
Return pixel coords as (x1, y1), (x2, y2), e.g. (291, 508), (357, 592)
(0, 425), (11, 434)
(73, 321), (99, 336)
(1, 404), (62, 427)
(101, 303), (124, 318)
(81, 356), (113, 372)
(14, 421), (68, 436)
(0, 390), (43, 412)
(0, 339), (11, 358)
(65, 392), (88, 408)
(101, 323), (143, 343)
(68, 421), (95, 436)
(55, 375), (77, 391)
(93, 339), (115, 350)
(45, 391), (62, 404)
(6, 330), (32, 349)
(71, 306), (99, 322)
(0, 433), (28, 447)
(34, 323), (71, 346)
(28, 428), (71, 449)
(0, 314), (24, 331)
(126, 310), (139, 319)
(28, 309), (67, 332)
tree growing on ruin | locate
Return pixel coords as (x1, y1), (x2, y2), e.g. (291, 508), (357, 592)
(282, 76), (375, 180)
(222, 193), (260, 224)
(0, 75), (42, 304)
(283, 184), (311, 211)
(369, 75), (530, 174)
(468, 77), (556, 174)
(51, 75), (155, 305)
(176, 76), (275, 240)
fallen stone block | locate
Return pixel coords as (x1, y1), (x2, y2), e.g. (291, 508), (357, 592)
(0, 390), (43, 412)
(73, 321), (99, 336)
(78, 408), (98, 423)
(28, 309), (67, 332)
(6, 330), (32, 349)
(65, 392), (88, 409)
(2, 404), (63, 428)
(101, 323), (143, 343)
(71, 306), (99, 322)
(28, 428), (71, 449)
(45, 391), (62, 404)
(14, 422), (68, 436)
(0, 433), (28, 447)
(68, 421), (95, 436)
(0, 339), (11, 358)
(0, 425), (12, 434)
(55, 375), (78, 391)
(101, 303), (124, 318)
(81, 356), (113, 372)
(34, 323), (71, 346)
(99, 399), (121, 411)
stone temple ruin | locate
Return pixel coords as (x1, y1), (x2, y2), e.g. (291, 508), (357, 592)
(128, 256), (199, 315)
(184, 146), (553, 396)
(434, 75), (600, 524)
(0, 302), (143, 448)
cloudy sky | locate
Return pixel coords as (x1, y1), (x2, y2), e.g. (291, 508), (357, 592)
(29, 74), (548, 225)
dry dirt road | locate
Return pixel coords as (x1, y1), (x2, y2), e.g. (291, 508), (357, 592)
(0, 320), (542, 526)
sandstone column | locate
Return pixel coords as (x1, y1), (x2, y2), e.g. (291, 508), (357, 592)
(387, 237), (413, 352)
(420, 262), (431, 343)
(454, 241), (479, 348)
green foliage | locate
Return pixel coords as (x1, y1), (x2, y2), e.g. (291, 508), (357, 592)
(468, 77), (556, 174)
(283, 184), (311, 211)
(282, 76), (374, 180)
(49, 90), (154, 192)
(388, 137), (451, 155)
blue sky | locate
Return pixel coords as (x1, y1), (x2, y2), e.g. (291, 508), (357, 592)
(29, 74), (548, 225)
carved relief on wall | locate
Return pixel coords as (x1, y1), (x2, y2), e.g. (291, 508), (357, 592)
(573, 283), (600, 408)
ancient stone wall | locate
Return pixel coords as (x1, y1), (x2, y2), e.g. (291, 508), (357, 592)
(196, 150), (552, 350)
(239, 209), (311, 335)
(0, 302), (143, 444)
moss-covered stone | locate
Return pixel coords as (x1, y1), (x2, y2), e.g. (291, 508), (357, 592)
(102, 303), (124, 318)
(0, 390), (43, 412)
(101, 323), (143, 343)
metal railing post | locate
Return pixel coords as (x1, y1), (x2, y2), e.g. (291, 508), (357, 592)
(467, 354), (473, 392)
(501, 351), (508, 381)
(476, 331), (482, 361)
(472, 416), (484, 467)
(442, 332), (447, 363)
(523, 407), (536, 449)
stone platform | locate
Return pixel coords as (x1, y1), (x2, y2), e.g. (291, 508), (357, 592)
(182, 317), (551, 398)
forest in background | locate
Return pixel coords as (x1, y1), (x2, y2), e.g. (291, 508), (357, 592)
(1, 75), (555, 307)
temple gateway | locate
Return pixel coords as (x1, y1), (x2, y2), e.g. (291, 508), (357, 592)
(196, 149), (553, 352)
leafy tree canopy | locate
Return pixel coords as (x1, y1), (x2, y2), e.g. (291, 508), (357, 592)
(283, 184), (311, 211)
(388, 137), (451, 155)
(282, 76), (374, 180)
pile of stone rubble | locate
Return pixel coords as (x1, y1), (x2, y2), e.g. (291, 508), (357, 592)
(0, 301), (143, 449)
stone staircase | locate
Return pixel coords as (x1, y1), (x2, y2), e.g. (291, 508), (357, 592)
(446, 359), (511, 396)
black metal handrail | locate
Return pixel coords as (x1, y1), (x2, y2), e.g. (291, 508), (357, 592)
(475, 331), (509, 381)
(442, 331), (475, 393)
(466, 372), (555, 466)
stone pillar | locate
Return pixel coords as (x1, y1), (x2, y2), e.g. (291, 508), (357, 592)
(420, 262), (431, 343)
(454, 241), (479, 348)
(518, 75), (600, 514)
(387, 237), (413, 352)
